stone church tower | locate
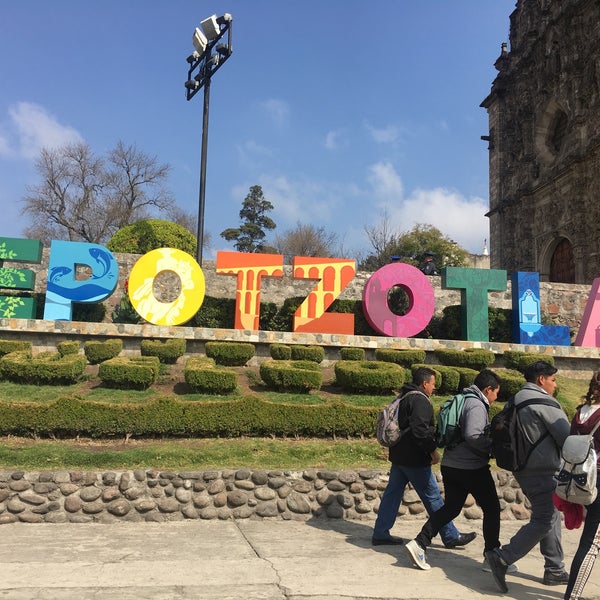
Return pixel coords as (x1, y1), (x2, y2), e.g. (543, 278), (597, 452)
(481, 0), (600, 284)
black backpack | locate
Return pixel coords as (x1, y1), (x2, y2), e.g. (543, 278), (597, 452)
(490, 396), (558, 471)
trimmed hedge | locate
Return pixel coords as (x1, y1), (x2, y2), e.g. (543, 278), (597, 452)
(334, 360), (406, 394)
(98, 356), (160, 390)
(57, 341), (80, 357)
(410, 363), (460, 395)
(453, 367), (479, 390)
(141, 338), (187, 364)
(0, 340), (32, 358)
(502, 351), (555, 372)
(340, 347), (365, 361)
(0, 351), (86, 385)
(431, 365), (460, 394)
(205, 341), (255, 366)
(375, 348), (426, 367)
(496, 369), (526, 401)
(260, 360), (323, 392)
(434, 348), (495, 370)
(270, 344), (292, 360)
(0, 389), (571, 440)
(184, 357), (238, 394)
(0, 394), (379, 439)
(84, 339), (123, 364)
(290, 345), (325, 363)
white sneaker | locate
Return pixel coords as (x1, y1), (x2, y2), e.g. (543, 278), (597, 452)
(405, 539), (431, 570)
(482, 556), (518, 573)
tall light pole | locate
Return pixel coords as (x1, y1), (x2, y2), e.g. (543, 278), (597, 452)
(185, 13), (233, 265)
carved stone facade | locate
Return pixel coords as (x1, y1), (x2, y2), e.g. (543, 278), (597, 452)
(481, 0), (600, 284)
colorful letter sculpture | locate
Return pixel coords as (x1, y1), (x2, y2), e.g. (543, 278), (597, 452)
(574, 277), (600, 347)
(0, 237), (43, 319)
(44, 241), (119, 321)
(511, 272), (570, 345)
(293, 257), (356, 334)
(442, 267), (507, 342)
(215, 251), (284, 330)
(128, 248), (205, 326)
(362, 263), (435, 337)
(0, 235), (595, 346)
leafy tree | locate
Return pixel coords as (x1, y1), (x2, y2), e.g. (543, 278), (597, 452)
(273, 222), (339, 261)
(360, 223), (469, 271)
(21, 141), (175, 245)
(220, 185), (276, 252)
(107, 219), (197, 256)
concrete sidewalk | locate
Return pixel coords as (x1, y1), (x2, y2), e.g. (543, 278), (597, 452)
(0, 517), (598, 600)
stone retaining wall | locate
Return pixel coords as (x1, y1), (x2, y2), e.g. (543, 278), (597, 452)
(0, 468), (530, 525)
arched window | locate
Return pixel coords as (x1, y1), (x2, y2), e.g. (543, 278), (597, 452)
(550, 238), (575, 283)
(549, 110), (568, 153)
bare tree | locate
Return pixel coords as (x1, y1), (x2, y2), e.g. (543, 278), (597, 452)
(104, 141), (174, 230)
(273, 222), (340, 262)
(21, 141), (175, 245)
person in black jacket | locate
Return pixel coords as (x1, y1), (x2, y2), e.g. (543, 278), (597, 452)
(372, 367), (476, 549)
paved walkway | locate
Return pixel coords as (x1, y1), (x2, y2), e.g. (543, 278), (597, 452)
(0, 517), (598, 599)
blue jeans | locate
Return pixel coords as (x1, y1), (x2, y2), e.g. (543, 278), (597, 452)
(373, 463), (460, 544)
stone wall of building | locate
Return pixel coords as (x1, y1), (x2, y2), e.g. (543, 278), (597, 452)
(482, 0), (600, 284)
(0, 468), (531, 525)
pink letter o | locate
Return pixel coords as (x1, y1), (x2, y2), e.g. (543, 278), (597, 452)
(362, 263), (435, 337)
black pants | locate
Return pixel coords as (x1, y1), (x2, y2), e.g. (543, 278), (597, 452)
(415, 464), (501, 552)
(565, 479), (600, 599)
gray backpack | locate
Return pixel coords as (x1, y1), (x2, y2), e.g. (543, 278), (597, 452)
(555, 419), (600, 505)
(375, 390), (426, 447)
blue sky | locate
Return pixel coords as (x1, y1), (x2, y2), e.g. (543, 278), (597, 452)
(0, 1), (515, 259)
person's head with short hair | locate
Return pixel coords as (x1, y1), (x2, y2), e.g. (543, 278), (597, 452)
(474, 369), (501, 403)
(523, 360), (558, 396)
(413, 367), (437, 397)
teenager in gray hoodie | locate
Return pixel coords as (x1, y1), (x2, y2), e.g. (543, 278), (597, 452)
(486, 360), (571, 592)
(405, 369), (502, 570)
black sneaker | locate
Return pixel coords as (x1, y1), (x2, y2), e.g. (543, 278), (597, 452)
(543, 570), (569, 586)
(484, 548), (508, 593)
(444, 531), (477, 549)
(371, 534), (404, 546)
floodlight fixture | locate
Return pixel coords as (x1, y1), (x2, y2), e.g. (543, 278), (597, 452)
(216, 43), (231, 58)
(200, 15), (220, 40)
(184, 13), (233, 265)
(184, 79), (200, 91)
(192, 27), (208, 54)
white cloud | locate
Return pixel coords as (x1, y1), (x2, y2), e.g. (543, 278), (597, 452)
(324, 129), (347, 150)
(365, 122), (399, 144)
(260, 98), (290, 127)
(235, 140), (273, 168)
(367, 161), (404, 200)
(5, 102), (83, 159)
(366, 161), (488, 253)
(258, 175), (333, 225)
